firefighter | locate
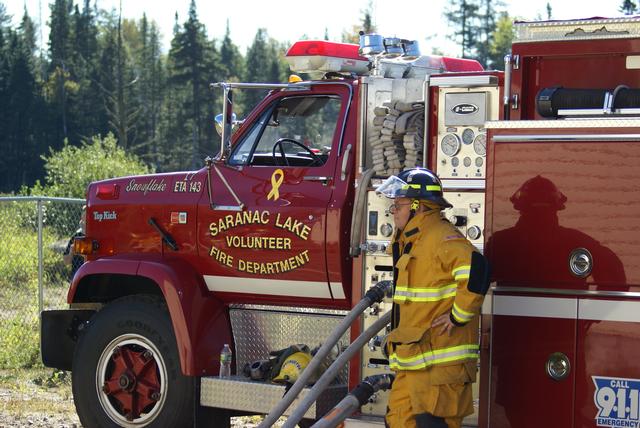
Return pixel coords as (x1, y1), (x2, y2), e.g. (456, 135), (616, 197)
(376, 167), (490, 428)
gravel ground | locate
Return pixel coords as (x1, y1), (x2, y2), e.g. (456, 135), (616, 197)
(0, 381), (80, 428)
(0, 371), (288, 428)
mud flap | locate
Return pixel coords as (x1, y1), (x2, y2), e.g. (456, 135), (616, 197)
(41, 309), (95, 371)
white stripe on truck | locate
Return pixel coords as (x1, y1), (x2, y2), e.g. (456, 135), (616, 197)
(493, 295), (640, 323)
(204, 275), (345, 299)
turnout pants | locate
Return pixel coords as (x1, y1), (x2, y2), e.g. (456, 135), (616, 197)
(385, 366), (473, 428)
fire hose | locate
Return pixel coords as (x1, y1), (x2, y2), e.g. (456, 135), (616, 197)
(349, 168), (376, 257)
(281, 310), (392, 428)
(310, 373), (395, 428)
(258, 281), (392, 428)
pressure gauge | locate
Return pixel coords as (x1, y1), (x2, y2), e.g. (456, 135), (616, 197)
(380, 223), (394, 238)
(440, 133), (461, 157)
(473, 134), (487, 156)
(462, 128), (475, 145)
(467, 226), (482, 240)
(451, 157), (460, 168)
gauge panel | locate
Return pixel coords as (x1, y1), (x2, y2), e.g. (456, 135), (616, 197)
(435, 85), (499, 180)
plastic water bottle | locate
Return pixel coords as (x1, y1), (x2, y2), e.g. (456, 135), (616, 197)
(219, 344), (232, 378)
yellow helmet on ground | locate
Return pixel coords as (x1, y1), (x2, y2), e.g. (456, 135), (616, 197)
(272, 351), (312, 383)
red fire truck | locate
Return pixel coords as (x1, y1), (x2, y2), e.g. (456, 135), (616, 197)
(40, 16), (640, 428)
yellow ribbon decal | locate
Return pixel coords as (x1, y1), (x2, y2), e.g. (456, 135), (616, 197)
(267, 169), (284, 201)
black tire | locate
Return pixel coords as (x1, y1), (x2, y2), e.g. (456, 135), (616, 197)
(72, 295), (194, 428)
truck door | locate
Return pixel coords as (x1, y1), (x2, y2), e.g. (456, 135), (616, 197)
(198, 84), (350, 305)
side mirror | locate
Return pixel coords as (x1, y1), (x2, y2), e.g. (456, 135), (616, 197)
(214, 113), (240, 137)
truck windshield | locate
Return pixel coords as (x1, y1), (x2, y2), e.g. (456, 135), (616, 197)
(229, 95), (342, 167)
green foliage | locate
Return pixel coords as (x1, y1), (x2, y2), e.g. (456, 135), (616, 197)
(164, 0), (222, 170)
(0, 201), (72, 290)
(489, 13), (516, 70)
(33, 369), (70, 387)
(444, 0), (509, 67)
(0, 309), (40, 369)
(0, 205), (40, 290)
(0, 205), (51, 369)
(476, 0), (505, 68)
(243, 29), (289, 116)
(0, 199), (85, 370)
(444, 0), (480, 59)
(35, 133), (152, 199)
(341, 1), (377, 43)
(620, 0), (637, 15)
(0, 0), (525, 193)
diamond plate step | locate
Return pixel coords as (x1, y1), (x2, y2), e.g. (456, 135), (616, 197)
(200, 376), (346, 419)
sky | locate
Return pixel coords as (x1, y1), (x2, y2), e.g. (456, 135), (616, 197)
(4, 0), (625, 57)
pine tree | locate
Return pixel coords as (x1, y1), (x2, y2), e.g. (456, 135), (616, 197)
(4, 30), (43, 190)
(0, 23), (11, 191)
(218, 20), (245, 119)
(165, 0), (221, 169)
(243, 28), (270, 113)
(47, 0), (74, 141)
(48, 0), (73, 71)
(488, 12), (515, 71)
(476, 0), (504, 68)
(0, 3), (11, 32)
(444, 0), (481, 59)
(342, 2), (376, 43)
(220, 20), (244, 82)
(19, 7), (37, 59)
(70, 0), (101, 141)
(620, 0), (637, 15)
(135, 14), (165, 164)
(107, 12), (140, 149)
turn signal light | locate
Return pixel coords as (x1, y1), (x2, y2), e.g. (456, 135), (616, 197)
(96, 183), (120, 200)
(73, 237), (98, 255)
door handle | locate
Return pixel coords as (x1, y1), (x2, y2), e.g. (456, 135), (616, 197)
(303, 176), (331, 185)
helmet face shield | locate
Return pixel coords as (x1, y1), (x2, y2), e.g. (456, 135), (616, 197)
(375, 168), (453, 209)
(376, 176), (408, 199)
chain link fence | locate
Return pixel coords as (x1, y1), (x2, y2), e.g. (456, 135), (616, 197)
(0, 196), (84, 369)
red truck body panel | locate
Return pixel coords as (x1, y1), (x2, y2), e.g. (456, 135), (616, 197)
(483, 123), (640, 427)
(510, 38), (640, 120)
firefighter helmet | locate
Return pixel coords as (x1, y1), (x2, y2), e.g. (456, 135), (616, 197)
(271, 351), (312, 383)
(376, 167), (452, 209)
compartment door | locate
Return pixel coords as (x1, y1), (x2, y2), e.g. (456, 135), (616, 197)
(489, 294), (577, 428)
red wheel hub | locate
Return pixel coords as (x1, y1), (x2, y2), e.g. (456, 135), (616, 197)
(102, 346), (161, 421)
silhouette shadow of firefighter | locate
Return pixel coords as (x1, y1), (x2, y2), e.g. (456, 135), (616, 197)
(485, 175), (626, 428)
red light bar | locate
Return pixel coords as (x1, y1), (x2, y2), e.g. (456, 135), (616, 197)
(440, 57), (484, 72)
(285, 40), (370, 75)
(286, 40), (367, 61)
(96, 183), (120, 200)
